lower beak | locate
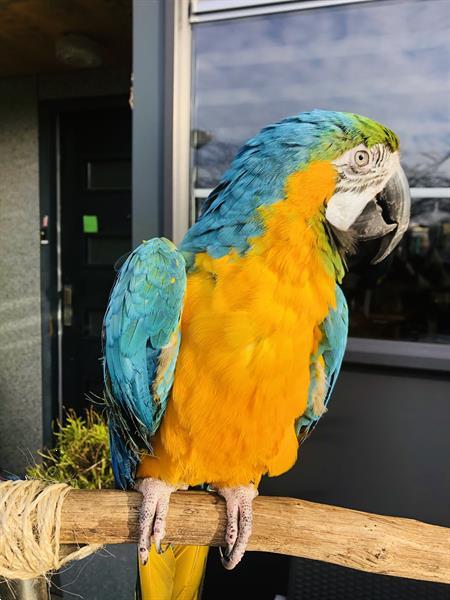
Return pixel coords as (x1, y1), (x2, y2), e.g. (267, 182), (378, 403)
(351, 165), (411, 264)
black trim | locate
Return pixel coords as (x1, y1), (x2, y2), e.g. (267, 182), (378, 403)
(38, 103), (59, 448)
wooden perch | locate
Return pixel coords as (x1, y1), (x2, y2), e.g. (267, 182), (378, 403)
(60, 490), (450, 584)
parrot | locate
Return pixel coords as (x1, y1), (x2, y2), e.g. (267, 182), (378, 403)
(102, 110), (410, 599)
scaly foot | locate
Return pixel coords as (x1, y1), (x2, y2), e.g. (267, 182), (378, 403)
(135, 477), (185, 565)
(216, 485), (258, 570)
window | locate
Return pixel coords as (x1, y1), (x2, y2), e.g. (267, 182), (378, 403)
(191, 0), (450, 344)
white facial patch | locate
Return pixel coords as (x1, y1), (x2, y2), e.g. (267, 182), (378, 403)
(325, 189), (376, 231)
(325, 146), (400, 231)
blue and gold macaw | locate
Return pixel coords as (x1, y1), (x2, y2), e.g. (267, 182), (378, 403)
(103, 110), (410, 598)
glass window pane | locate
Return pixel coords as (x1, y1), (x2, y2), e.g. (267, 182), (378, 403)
(191, 0), (450, 344)
(344, 194), (450, 343)
(192, 0), (450, 188)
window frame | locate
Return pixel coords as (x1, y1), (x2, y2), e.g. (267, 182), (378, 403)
(190, 0), (377, 22)
(169, 0), (450, 371)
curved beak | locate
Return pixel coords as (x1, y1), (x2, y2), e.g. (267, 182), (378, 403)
(351, 165), (411, 264)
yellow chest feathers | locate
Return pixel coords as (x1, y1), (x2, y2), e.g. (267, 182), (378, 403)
(177, 165), (335, 445)
(177, 161), (339, 397)
(140, 162), (340, 485)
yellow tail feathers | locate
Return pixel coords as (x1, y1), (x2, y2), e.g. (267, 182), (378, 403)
(137, 544), (209, 600)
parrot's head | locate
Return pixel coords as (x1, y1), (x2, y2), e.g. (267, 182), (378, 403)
(183, 110), (410, 268)
(310, 111), (410, 264)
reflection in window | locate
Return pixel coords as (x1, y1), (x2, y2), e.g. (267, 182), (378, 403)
(344, 195), (450, 343)
(191, 0), (450, 344)
(192, 0), (450, 188)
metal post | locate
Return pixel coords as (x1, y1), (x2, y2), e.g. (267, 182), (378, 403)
(0, 578), (50, 600)
(132, 0), (165, 246)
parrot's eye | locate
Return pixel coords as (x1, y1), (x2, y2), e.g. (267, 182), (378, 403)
(354, 150), (370, 167)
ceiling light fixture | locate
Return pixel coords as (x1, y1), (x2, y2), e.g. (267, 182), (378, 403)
(55, 34), (103, 68)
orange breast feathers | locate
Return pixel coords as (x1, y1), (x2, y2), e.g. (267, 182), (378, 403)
(138, 162), (339, 487)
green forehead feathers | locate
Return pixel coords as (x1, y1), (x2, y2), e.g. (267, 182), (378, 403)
(311, 111), (399, 163)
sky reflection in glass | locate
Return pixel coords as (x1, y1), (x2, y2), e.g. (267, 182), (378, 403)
(193, 0), (450, 188)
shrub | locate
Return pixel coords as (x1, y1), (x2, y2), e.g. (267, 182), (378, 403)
(26, 408), (114, 489)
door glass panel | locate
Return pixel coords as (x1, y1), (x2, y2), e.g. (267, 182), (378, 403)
(86, 160), (131, 190)
(86, 237), (130, 266)
(191, 0), (450, 344)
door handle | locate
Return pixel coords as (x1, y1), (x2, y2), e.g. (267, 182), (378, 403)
(63, 284), (73, 327)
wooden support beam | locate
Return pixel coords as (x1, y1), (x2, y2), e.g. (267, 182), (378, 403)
(60, 490), (450, 584)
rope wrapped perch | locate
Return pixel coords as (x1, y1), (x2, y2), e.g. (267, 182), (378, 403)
(1, 481), (449, 583)
(0, 480), (100, 580)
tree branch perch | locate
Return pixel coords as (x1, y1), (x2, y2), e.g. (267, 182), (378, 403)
(60, 490), (450, 584)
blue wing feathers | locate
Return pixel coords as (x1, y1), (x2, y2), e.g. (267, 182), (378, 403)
(103, 238), (186, 488)
(297, 286), (348, 442)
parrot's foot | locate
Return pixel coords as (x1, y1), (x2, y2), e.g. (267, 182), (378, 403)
(216, 484), (258, 570)
(135, 477), (185, 565)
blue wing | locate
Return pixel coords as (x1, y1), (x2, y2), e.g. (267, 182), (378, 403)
(103, 238), (186, 488)
(296, 286), (349, 443)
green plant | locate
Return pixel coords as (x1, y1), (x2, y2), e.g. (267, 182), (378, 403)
(26, 408), (114, 489)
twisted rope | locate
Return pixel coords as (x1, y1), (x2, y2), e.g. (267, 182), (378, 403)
(0, 480), (101, 580)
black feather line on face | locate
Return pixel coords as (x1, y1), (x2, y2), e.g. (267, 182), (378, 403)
(324, 220), (358, 259)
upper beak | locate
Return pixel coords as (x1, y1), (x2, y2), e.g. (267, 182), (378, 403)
(351, 165), (411, 264)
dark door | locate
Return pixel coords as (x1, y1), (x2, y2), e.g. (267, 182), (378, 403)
(59, 106), (131, 413)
